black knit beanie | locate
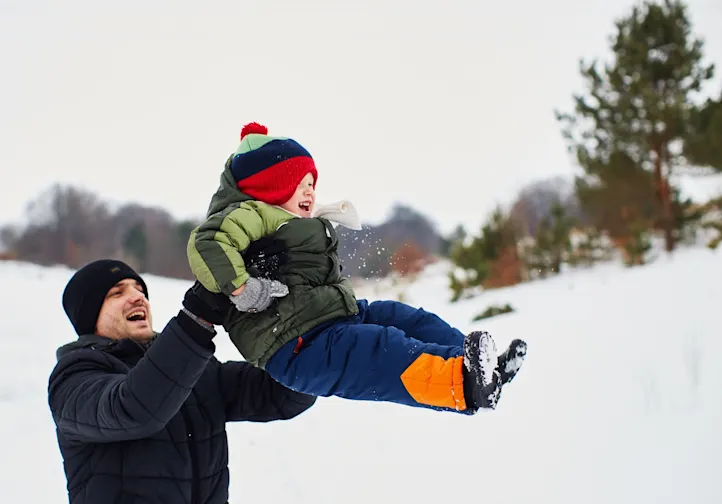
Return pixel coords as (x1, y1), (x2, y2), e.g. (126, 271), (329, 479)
(62, 259), (149, 336)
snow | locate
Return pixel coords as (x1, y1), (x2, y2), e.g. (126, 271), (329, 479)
(1, 245), (721, 503)
(478, 332), (498, 389)
(674, 172), (722, 204)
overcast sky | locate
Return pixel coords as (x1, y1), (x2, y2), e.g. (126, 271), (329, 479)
(1, 0), (721, 236)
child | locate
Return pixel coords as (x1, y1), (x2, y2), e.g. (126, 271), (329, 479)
(187, 122), (526, 414)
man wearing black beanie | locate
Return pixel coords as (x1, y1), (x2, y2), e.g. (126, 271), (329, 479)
(48, 259), (316, 504)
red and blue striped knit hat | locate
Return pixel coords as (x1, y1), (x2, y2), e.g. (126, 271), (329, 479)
(230, 122), (318, 206)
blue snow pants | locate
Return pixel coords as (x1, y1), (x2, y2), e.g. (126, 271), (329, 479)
(264, 299), (473, 413)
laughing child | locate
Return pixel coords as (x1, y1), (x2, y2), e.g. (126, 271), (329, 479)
(187, 122), (526, 414)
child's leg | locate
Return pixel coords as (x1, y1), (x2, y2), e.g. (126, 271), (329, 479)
(264, 320), (472, 414)
(358, 299), (465, 347)
(360, 300), (527, 388)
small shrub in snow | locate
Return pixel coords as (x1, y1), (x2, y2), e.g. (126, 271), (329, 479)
(471, 303), (515, 322)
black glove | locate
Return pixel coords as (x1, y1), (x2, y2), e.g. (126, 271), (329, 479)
(182, 281), (233, 326)
(243, 235), (289, 279)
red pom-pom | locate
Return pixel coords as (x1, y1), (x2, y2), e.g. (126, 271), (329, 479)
(240, 122), (268, 140)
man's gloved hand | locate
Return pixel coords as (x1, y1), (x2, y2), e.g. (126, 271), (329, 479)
(183, 281), (233, 325)
(230, 277), (289, 313)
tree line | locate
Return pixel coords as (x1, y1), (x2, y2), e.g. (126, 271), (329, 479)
(0, 184), (456, 281)
(0, 176), (590, 285)
(0, 185), (199, 279)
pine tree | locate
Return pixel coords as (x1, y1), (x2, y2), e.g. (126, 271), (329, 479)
(547, 202), (576, 273)
(448, 233), (489, 302)
(574, 150), (658, 244)
(623, 219), (653, 265)
(706, 220), (722, 250)
(524, 201), (575, 277)
(524, 223), (551, 279)
(573, 227), (609, 267)
(448, 206), (522, 299)
(439, 224), (466, 257)
(700, 196), (722, 250)
(556, 0), (715, 253)
(685, 94), (722, 171)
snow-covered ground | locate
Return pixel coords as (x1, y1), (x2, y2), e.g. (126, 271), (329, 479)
(1, 245), (720, 503)
(675, 172), (722, 204)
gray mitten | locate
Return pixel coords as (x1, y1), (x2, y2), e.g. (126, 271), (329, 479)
(230, 277), (289, 313)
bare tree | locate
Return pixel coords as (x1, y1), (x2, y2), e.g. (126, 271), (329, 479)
(5, 184), (113, 267)
(509, 176), (587, 237)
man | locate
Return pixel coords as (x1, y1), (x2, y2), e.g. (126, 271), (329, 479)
(48, 259), (316, 504)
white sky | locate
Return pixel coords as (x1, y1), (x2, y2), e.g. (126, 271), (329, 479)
(1, 0), (721, 236)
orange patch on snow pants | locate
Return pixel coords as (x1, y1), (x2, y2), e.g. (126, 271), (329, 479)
(400, 353), (467, 411)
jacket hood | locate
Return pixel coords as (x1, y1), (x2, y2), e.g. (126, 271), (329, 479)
(56, 334), (115, 360)
(205, 155), (254, 216)
(56, 333), (157, 360)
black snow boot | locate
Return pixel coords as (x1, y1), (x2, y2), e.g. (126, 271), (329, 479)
(462, 331), (501, 411)
(497, 339), (527, 385)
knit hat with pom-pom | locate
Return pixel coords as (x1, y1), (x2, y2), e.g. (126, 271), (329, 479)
(229, 122), (318, 206)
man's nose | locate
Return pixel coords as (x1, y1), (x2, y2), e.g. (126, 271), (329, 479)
(128, 290), (145, 303)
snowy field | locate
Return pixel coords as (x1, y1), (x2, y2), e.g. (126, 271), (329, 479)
(0, 245), (720, 503)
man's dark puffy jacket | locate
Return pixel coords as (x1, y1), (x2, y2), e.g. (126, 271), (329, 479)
(47, 316), (316, 504)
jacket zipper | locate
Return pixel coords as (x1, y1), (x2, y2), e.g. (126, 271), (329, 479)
(180, 404), (200, 504)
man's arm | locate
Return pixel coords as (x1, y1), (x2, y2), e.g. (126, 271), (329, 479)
(218, 361), (317, 422)
(48, 313), (216, 443)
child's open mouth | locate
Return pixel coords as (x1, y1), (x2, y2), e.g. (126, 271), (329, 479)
(299, 201), (312, 213)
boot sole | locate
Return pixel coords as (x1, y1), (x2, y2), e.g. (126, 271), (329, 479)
(464, 331), (501, 410)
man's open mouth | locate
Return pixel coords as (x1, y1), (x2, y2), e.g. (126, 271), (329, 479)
(126, 310), (147, 322)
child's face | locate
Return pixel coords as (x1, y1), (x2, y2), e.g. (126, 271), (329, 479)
(281, 172), (315, 217)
